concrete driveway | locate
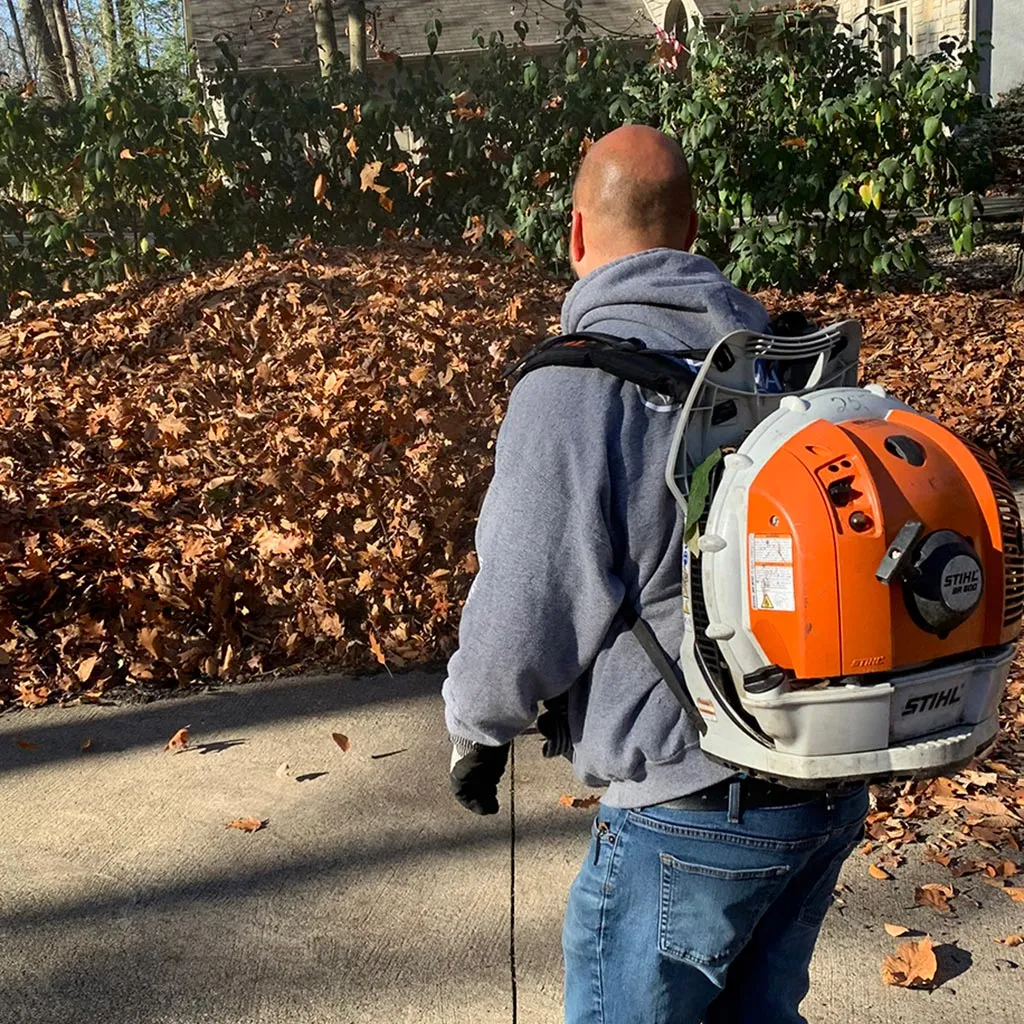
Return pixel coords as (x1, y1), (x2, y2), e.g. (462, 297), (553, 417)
(0, 670), (1020, 1023)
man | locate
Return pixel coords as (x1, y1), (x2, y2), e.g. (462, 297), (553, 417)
(442, 126), (867, 1024)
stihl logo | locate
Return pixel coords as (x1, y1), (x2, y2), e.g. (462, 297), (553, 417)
(943, 569), (979, 597)
(901, 685), (963, 717)
(852, 656), (885, 668)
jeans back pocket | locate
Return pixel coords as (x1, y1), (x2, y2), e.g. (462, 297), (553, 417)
(658, 853), (791, 985)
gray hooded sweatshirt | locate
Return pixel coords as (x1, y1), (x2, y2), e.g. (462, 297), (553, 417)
(442, 248), (770, 807)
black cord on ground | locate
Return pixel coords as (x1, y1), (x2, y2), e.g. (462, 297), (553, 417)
(509, 738), (518, 1024)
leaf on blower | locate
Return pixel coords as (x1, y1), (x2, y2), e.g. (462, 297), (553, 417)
(684, 448), (723, 554)
(881, 936), (938, 989)
(164, 727), (190, 752)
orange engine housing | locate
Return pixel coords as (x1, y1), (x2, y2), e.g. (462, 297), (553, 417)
(744, 412), (1024, 680)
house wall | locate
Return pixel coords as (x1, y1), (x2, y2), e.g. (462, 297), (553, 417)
(985, 0), (1024, 97)
(187, 0), (316, 74)
(835, 0), (968, 54)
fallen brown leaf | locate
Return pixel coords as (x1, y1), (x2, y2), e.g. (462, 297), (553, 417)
(367, 632), (386, 665)
(227, 817), (266, 833)
(76, 655), (99, 683)
(869, 863), (892, 880)
(14, 739), (38, 750)
(331, 732), (351, 752)
(884, 923), (911, 937)
(164, 727), (190, 752)
(995, 935), (1024, 946)
(881, 936), (938, 989)
(1005, 887), (1024, 903)
(559, 794), (601, 809)
(915, 883), (955, 913)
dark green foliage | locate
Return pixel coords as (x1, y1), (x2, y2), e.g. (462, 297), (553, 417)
(0, 7), (991, 314)
(985, 82), (1024, 189)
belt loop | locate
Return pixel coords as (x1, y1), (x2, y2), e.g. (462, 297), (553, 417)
(727, 779), (742, 824)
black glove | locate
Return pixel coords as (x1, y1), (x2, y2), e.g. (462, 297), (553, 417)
(449, 741), (510, 815)
(537, 694), (573, 760)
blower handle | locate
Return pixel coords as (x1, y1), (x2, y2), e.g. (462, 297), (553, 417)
(665, 320), (862, 507)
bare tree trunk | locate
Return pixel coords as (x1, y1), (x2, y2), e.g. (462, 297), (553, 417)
(39, 0), (58, 53)
(50, 0), (83, 99)
(19, 0), (67, 98)
(139, 0), (151, 65)
(347, 0), (365, 73)
(98, 0), (116, 71)
(116, 0), (135, 60)
(72, 0), (99, 83)
(309, 0), (337, 77)
(1012, 214), (1024, 295)
(5, 0), (32, 80)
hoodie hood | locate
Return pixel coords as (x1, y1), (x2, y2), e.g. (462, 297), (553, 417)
(561, 248), (769, 353)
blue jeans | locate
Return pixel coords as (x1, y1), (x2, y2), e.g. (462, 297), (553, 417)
(562, 786), (868, 1024)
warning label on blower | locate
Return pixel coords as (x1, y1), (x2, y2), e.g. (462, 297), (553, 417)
(749, 534), (795, 612)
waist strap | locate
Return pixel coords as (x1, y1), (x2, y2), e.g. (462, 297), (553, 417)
(656, 777), (821, 813)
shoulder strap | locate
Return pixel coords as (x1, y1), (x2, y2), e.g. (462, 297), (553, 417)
(503, 331), (706, 402)
(503, 331), (711, 735)
(619, 599), (707, 736)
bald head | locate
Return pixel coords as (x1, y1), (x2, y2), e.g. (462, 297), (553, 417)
(569, 126), (696, 278)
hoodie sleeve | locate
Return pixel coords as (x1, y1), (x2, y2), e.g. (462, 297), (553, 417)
(442, 367), (626, 747)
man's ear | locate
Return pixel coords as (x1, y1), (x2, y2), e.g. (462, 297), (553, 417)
(683, 209), (698, 252)
(570, 209), (585, 270)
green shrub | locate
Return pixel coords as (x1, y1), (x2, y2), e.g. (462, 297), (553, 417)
(0, 3), (992, 312)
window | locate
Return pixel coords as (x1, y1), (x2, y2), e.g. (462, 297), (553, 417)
(875, 1), (912, 73)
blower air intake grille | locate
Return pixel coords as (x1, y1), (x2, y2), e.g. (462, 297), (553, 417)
(966, 443), (1024, 629)
(690, 464), (731, 686)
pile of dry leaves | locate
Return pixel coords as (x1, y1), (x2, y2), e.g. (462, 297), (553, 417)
(2, 247), (1024, 719)
(0, 245), (560, 707)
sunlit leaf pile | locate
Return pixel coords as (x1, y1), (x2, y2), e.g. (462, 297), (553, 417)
(2, 247), (1024, 719)
(0, 245), (559, 707)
